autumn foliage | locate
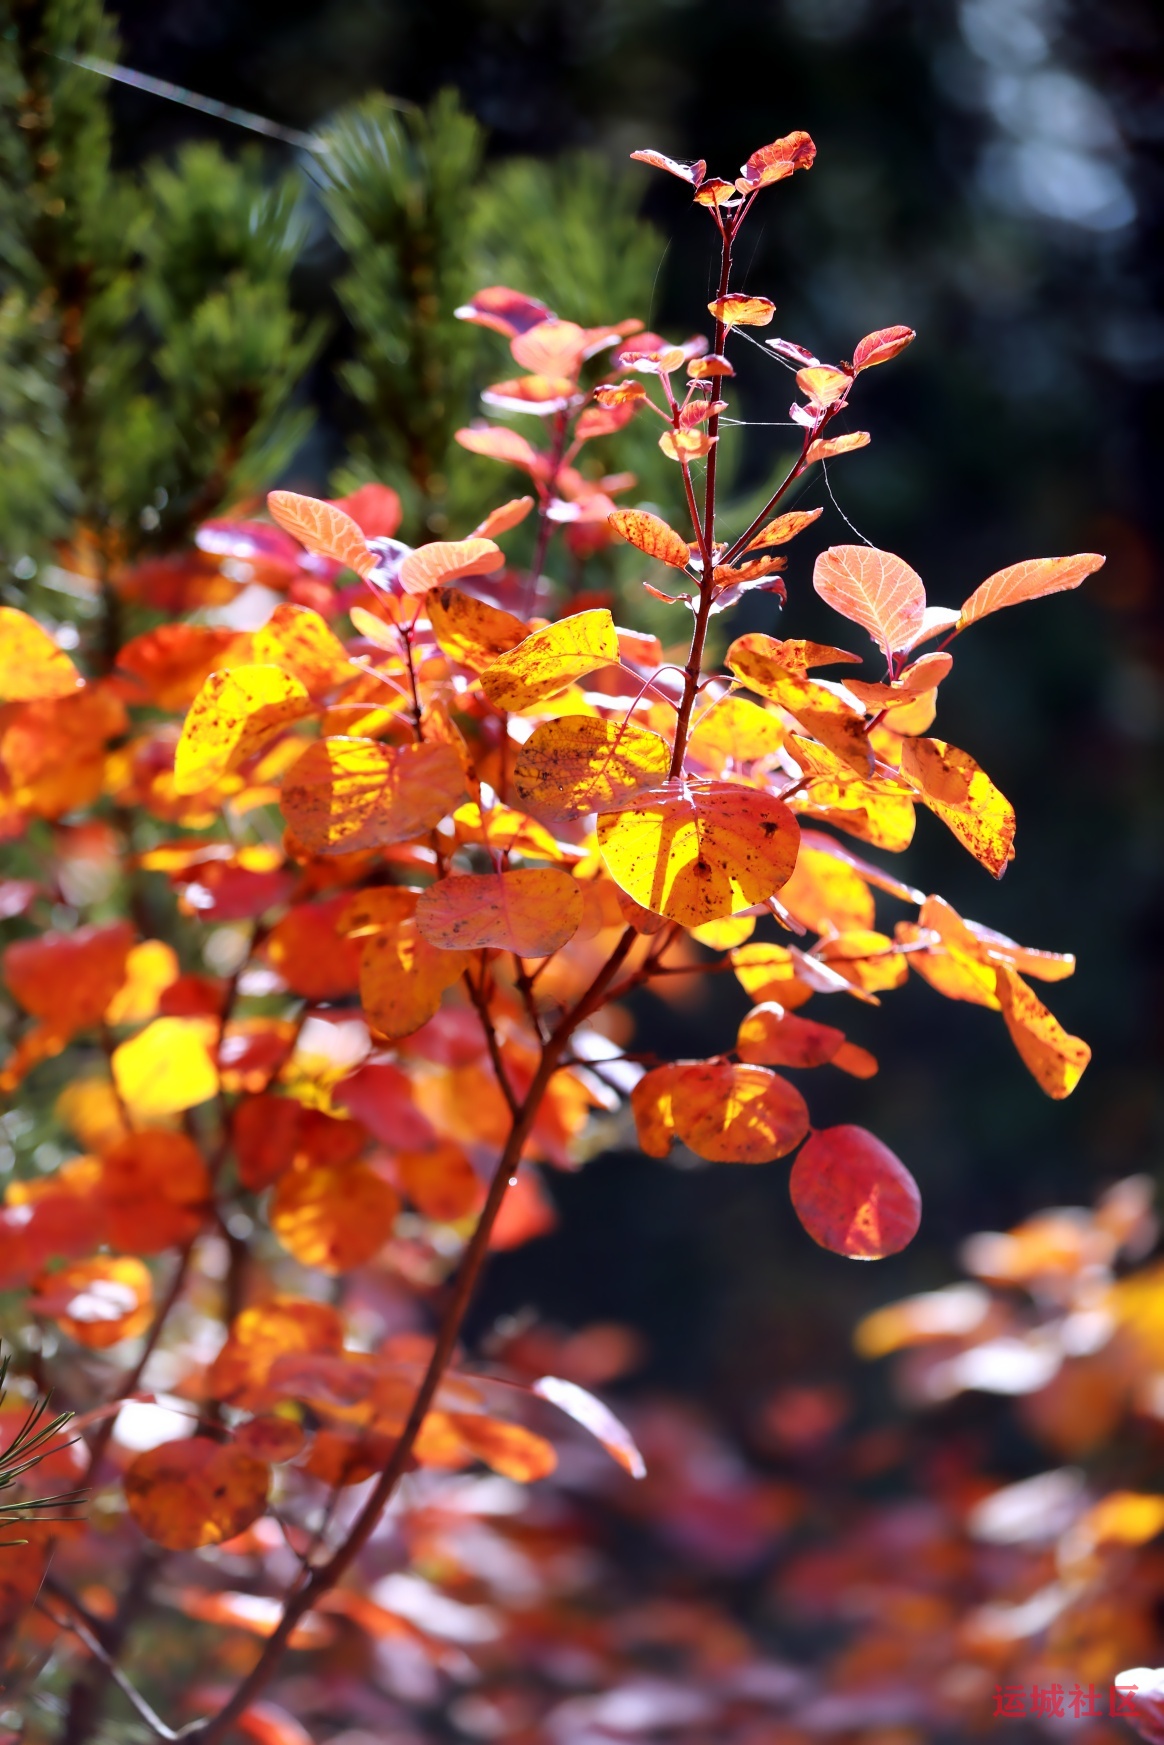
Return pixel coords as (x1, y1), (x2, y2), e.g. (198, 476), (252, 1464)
(0, 128), (1122, 1743)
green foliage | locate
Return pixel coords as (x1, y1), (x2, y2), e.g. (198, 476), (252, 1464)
(319, 90), (487, 539)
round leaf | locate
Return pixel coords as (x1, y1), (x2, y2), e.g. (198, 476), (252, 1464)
(0, 608), (82, 701)
(282, 739), (466, 855)
(416, 868), (582, 956)
(789, 1124), (921, 1258)
(174, 665), (315, 796)
(513, 716), (671, 823)
(671, 1061), (809, 1163)
(125, 1436), (270, 1550)
(812, 545), (926, 656)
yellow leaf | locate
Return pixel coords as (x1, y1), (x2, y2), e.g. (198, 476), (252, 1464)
(359, 920), (472, 1040)
(1080, 1492), (1164, 1548)
(452, 802), (570, 863)
(688, 913), (756, 949)
(685, 696), (784, 774)
(797, 365), (850, 408)
(707, 294), (775, 327)
(253, 603), (357, 698)
(281, 738), (466, 854)
(267, 490), (376, 577)
(726, 637), (871, 773)
(416, 868), (583, 956)
(817, 929), (908, 993)
(730, 942), (815, 1009)
(480, 610), (619, 711)
(598, 781), (799, 927)
(630, 1063), (684, 1157)
(103, 940), (180, 1027)
(900, 736), (1015, 876)
(777, 843), (875, 934)
(995, 965), (1090, 1100)
(671, 1060), (809, 1162)
(112, 1017), (220, 1118)
(0, 608), (83, 701)
(174, 665), (315, 795)
(513, 716), (671, 822)
(426, 587), (526, 672)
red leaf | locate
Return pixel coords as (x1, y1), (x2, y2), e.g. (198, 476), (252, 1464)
(789, 1125), (920, 1259)
(852, 326), (915, 372)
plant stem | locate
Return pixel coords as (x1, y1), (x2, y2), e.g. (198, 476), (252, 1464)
(702, 222), (734, 549)
(524, 406), (570, 614)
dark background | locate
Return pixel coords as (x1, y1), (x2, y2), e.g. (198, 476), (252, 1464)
(103, 0), (1164, 1430)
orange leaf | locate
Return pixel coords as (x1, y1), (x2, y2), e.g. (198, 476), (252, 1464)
(511, 318), (590, 378)
(253, 603), (356, 698)
(32, 1255), (153, 1349)
(480, 610), (619, 712)
(852, 325), (915, 371)
(958, 553), (1105, 630)
(395, 1142), (483, 1222)
(398, 538), (504, 596)
(124, 1436), (269, 1551)
(658, 429), (716, 462)
(533, 1375), (646, 1478)
(267, 490), (375, 578)
(454, 425), (549, 478)
(270, 1160), (400, 1273)
(671, 1060), (809, 1163)
(234, 1418), (307, 1465)
(737, 131), (816, 190)
(513, 715), (671, 822)
(777, 843), (875, 934)
(597, 781), (800, 927)
(4, 921), (134, 1037)
(995, 965), (1091, 1100)
(416, 868), (582, 956)
(281, 738), (466, 854)
(707, 294), (776, 328)
(359, 920), (472, 1040)
(116, 624), (248, 710)
(447, 1413), (557, 1482)
(899, 736), (1015, 876)
(730, 943), (815, 1010)
(208, 1297), (345, 1405)
(806, 430), (870, 464)
(101, 1127), (210, 1253)
(687, 354), (734, 379)
(426, 587), (526, 672)
(174, 664), (315, 795)
(630, 1063), (683, 1157)
(473, 495), (535, 538)
(608, 509), (693, 569)
(745, 507), (825, 550)
(813, 545), (926, 656)
(789, 1124), (920, 1258)
(0, 607), (82, 701)
(726, 635), (872, 775)
(797, 366), (851, 409)
(267, 896), (363, 1000)
(736, 1002), (845, 1068)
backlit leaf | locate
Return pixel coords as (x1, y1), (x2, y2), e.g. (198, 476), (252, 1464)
(658, 428), (716, 462)
(671, 1060), (809, 1162)
(0, 607), (82, 701)
(790, 1124), (921, 1258)
(852, 326), (916, 371)
(267, 491), (376, 578)
(726, 635), (872, 774)
(103, 939), (180, 1027)
(630, 1063), (683, 1157)
(817, 929), (908, 993)
(208, 1297), (345, 1404)
(4, 921), (134, 1037)
(900, 736), (1015, 876)
(32, 1255), (153, 1349)
(473, 495), (535, 537)
(454, 286), (553, 338)
(281, 739), (466, 854)
(730, 942), (814, 1010)
(685, 696), (784, 774)
(253, 604), (356, 698)
(777, 843), (875, 934)
(958, 553), (1105, 629)
(533, 1375), (646, 1478)
(511, 318), (590, 378)
(396, 1142), (483, 1222)
(597, 781), (800, 926)
(708, 294), (776, 328)
(426, 587), (526, 672)
(745, 507), (824, 550)
(416, 868), (583, 956)
(101, 1127), (210, 1252)
(737, 1002), (845, 1068)
(797, 366), (851, 409)
(447, 1413), (557, 1482)
(513, 716), (671, 822)
(629, 148), (708, 185)
(174, 665), (315, 795)
(995, 965), (1091, 1100)
(270, 1160), (400, 1273)
(480, 610), (619, 711)
(111, 1017), (220, 1119)
(806, 430), (870, 464)
(737, 131), (817, 189)
(398, 538), (504, 596)
(125, 1437), (269, 1550)
(455, 425), (549, 478)
(360, 921), (472, 1040)
(332, 481), (403, 538)
(813, 546), (926, 656)
(608, 509), (693, 569)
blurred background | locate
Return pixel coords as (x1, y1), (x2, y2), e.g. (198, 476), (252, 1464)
(89, 0), (1163, 1429)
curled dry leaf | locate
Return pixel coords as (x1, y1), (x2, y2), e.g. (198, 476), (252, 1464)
(608, 509), (693, 569)
(790, 1124), (921, 1258)
(125, 1437), (269, 1551)
(737, 131), (817, 190)
(480, 610), (619, 712)
(0, 608), (83, 701)
(852, 326), (916, 371)
(426, 587), (526, 672)
(597, 781), (800, 927)
(281, 739), (467, 855)
(533, 1375), (646, 1478)
(671, 1060), (809, 1163)
(267, 491), (376, 578)
(812, 545), (927, 656)
(958, 553), (1105, 630)
(397, 538), (503, 597)
(174, 665), (315, 796)
(900, 736), (1015, 877)
(708, 294), (776, 328)
(416, 868), (583, 957)
(513, 716), (671, 823)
